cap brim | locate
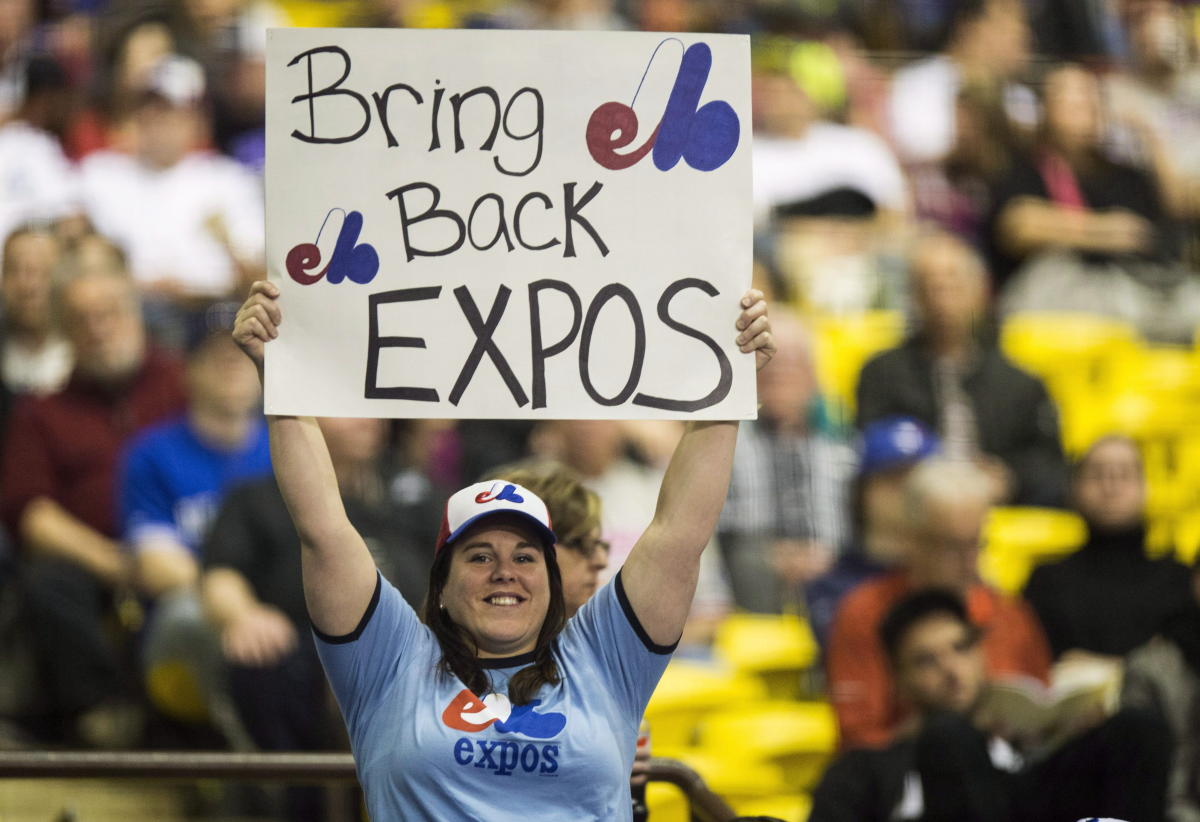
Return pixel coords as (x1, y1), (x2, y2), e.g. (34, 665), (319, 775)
(442, 510), (557, 553)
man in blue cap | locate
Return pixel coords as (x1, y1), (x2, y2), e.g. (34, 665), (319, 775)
(805, 416), (940, 649)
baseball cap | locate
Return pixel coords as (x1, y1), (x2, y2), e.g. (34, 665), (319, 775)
(435, 480), (557, 555)
(142, 54), (205, 108)
(860, 416), (939, 477)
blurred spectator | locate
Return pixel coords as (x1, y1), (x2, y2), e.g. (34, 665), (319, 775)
(994, 63), (1200, 341)
(842, 0), (961, 52)
(718, 315), (855, 614)
(1031, 0), (1129, 61)
(531, 419), (659, 570)
(1, 261), (186, 745)
(66, 14), (178, 160)
(0, 0), (33, 120)
(174, 0), (280, 160)
(117, 331), (268, 746)
(1023, 435), (1193, 661)
(1105, 1), (1200, 222)
(812, 588), (1171, 821)
(910, 81), (1019, 249)
(887, 0), (1034, 166)
(826, 457), (1051, 749)
(805, 416), (939, 649)
(119, 331), (268, 600)
(530, 418), (730, 644)
(78, 54), (264, 323)
(489, 459), (608, 618)
(201, 418), (440, 756)
(856, 230), (1068, 507)
(753, 38), (908, 313)
(0, 226), (71, 435)
(1122, 555), (1200, 822)
(0, 57), (82, 244)
(481, 0), (628, 29)
(752, 39), (909, 228)
(628, 0), (698, 32)
(454, 419), (533, 492)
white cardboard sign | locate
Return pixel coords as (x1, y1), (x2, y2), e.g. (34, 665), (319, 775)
(264, 28), (753, 419)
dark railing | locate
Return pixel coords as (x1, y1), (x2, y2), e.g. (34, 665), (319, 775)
(0, 751), (357, 781)
(0, 752), (738, 821)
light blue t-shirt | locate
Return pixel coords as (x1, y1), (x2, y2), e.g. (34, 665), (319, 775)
(315, 571), (674, 821)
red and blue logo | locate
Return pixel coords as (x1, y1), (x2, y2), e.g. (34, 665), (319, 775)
(586, 39), (740, 173)
(443, 689), (566, 776)
(285, 207), (379, 286)
(474, 483), (525, 505)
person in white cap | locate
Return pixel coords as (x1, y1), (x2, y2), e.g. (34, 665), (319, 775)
(232, 279), (775, 821)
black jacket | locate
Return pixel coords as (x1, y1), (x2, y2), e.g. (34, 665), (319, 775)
(855, 336), (1068, 507)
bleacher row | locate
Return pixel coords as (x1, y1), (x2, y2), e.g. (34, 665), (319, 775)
(638, 308), (1200, 821)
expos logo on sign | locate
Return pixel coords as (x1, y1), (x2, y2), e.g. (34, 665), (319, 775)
(443, 688), (567, 776)
(586, 39), (740, 173)
(286, 207), (379, 285)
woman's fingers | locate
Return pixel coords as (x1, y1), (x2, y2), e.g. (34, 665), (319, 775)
(735, 289), (774, 369)
(740, 288), (764, 309)
(736, 314), (769, 348)
(249, 279), (279, 299)
(238, 303), (278, 338)
(237, 317), (272, 346)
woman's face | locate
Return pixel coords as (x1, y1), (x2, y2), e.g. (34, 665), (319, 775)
(1044, 66), (1102, 153)
(442, 522), (551, 658)
(556, 527), (609, 617)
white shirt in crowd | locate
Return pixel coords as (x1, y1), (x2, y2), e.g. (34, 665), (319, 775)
(752, 123), (910, 228)
(888, 55), (1037, 165)
(79, 150), (265, 298)
(2, 335), (71, 395)
(0, 120), (81, 241)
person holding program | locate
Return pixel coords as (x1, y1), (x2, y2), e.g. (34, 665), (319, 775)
(231, 279), (774, 821)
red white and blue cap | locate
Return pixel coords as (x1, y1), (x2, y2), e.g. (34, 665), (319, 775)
(435, 480), (557, 555)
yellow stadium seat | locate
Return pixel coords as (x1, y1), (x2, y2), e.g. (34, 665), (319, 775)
(712, 613), (820, 700)
(696, 701), (837, 791)
(644, 661), (767, 748)
(146, 660), (209, 724)
(1172, 511), (1200, 566)
(979, 507), (1086, 594)
(277, 0), (356, 27)
(655, 747), (793, 800)
(645, 782), (689, 822)
(810, 311), (905, 422)
(1001, 312), (1138, 388)
(732, 793), (813, 822)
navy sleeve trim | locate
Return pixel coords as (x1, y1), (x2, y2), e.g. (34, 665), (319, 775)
(614, 570), (679, 655)
(312, 572), (382, 645)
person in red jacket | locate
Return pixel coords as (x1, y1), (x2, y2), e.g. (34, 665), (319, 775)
(826, 455), (1050, 749)
(2, 255), (186, 745)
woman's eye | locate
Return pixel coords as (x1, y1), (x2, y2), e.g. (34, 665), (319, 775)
(467, 554), (490, 563)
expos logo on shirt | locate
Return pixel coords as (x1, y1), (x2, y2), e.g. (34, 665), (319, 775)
(443, 689), (567, 776)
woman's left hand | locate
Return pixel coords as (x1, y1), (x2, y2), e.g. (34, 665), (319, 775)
(736, 289), (775, 371)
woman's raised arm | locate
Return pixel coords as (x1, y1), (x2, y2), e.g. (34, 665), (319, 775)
(233, 281), (378, 636)
(619, 289), (775, 646)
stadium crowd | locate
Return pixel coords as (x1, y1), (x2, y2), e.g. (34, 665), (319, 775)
(1, 0), (1200, 820)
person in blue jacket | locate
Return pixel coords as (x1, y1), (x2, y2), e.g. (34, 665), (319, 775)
(231, 279), (775, 821)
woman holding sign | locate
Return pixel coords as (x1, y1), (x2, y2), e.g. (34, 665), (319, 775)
(232, 279), (774, 821)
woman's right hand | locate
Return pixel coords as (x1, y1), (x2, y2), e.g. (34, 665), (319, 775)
(232, 280), (282, 369)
